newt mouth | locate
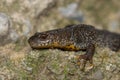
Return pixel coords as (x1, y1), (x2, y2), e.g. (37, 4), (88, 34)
(28, 37), (52, 49)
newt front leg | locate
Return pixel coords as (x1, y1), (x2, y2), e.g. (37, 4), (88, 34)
(76, 44), (95, 70)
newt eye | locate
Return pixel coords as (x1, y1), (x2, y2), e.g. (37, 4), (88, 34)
(39, 34), (48, 39)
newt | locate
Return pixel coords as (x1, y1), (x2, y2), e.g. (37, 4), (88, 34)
(28, 24), (120, 70)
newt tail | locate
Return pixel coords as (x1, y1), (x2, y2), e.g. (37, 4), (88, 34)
(28, 24), (120, 70)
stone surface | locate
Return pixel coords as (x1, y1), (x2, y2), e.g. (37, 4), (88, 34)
(59, 2), (84, 22)
(0, 13), (19, 44)
(0, 13), (11, 37)
(92, 70), (104, 80)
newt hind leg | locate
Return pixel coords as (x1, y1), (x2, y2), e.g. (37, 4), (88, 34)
(76, 44), (95, 71)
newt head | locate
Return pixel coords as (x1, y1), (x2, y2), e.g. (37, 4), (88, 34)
(28, 31), (59, 49)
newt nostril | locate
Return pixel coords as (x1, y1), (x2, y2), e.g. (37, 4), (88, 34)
(28, 37), (34, 45)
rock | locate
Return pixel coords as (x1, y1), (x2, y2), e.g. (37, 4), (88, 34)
(0, 13), (11, 45)
(0, 12), (19, 44)
(21, 0), (56, 18)
(92, 70), (104, 80)
(5, 0), (14, 5)
(8, 0), (56, 37)
(0, 74), (6, 80)
(9, 29), (19, 42)
(22, 20), (32, 37)
(108, 21), (120, 32)
(106, 64), (117, 72)
(58, 2), (84, 22)
(0, 13), (11, 37)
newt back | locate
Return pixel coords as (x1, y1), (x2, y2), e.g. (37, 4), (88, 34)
(28, 24), (120, 51)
